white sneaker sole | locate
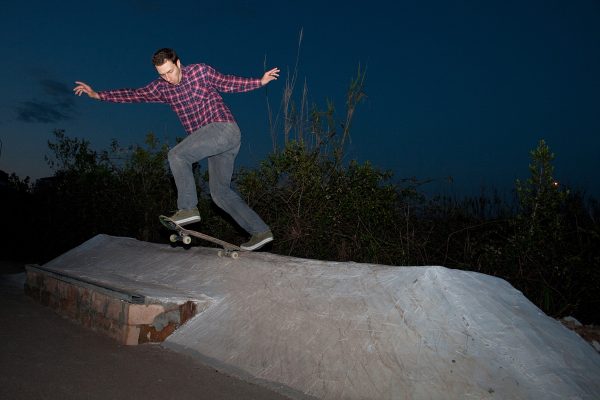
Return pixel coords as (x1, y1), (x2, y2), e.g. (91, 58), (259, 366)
(174, 216), (201, 226)
(241, 236), (274, 251)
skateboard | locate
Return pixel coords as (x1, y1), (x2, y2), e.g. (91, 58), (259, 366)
(159, 215), (243, 259)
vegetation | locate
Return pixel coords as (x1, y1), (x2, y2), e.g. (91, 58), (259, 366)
(1, 51), (597, 325)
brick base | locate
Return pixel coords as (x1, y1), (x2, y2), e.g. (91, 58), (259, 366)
(25, 269), (200, 345)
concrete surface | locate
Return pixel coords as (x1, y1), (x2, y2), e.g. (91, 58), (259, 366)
(37, 234), (600, 400)
(0, 266), (290, 400)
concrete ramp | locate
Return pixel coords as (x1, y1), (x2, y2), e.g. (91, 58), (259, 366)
(40, 234), (600, 399)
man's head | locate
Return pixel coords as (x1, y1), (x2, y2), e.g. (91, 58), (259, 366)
(153, 48), (182, 85)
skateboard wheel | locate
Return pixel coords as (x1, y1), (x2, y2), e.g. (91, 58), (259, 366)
(217, 250), (223, 257)
(182, 235), (192, 245)
(169, 234), (178, 243)
(230, 251), (239, 259)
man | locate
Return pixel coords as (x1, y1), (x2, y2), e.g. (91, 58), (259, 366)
(74, 48), (279, 250)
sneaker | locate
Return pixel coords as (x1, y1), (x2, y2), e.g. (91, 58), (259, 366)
(168, 208), (201, 226)
(241, 230), (274, 251)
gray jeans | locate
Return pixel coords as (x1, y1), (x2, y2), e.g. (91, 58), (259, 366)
(168, 122), (269, 234)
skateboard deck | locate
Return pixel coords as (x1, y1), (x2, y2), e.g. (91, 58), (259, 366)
(159, 215), (243, 258)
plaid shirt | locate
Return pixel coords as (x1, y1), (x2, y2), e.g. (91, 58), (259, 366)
(98, 64), (263, 134)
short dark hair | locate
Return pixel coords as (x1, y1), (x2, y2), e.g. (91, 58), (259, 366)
(152, 48), (179, 66)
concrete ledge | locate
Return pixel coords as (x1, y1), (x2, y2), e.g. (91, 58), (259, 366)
(24, 269), (199, 345)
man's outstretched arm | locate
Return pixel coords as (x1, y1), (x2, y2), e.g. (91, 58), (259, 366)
(206, 65), (280, 93)
(73, 81), (163, 103)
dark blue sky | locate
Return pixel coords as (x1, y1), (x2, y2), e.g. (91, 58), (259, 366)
(1, 0), (599, 198)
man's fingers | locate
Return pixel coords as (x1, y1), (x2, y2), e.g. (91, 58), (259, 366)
(74, 81), (90, 90)
(73, 81), (93, 96)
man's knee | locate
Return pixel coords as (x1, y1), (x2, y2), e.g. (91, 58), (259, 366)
(210, 185), (234, 208)
(168, 147), (182, 166)
(167, 146), (177, 158)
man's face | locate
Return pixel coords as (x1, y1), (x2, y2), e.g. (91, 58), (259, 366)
(156, 59), (182, 85)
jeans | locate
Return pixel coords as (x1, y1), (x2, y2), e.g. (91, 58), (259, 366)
(168, 122), (269, 235)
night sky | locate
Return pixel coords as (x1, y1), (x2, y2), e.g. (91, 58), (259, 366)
(1, 0), (599, 198)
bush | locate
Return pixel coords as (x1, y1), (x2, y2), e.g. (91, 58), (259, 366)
(236, 141), (401, 263)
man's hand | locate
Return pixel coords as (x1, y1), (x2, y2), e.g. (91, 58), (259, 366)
(260, 68), (280, 86)
(73, 81), (100, 99)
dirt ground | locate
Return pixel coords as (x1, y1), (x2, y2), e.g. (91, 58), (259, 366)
(0, 261), (290, 400)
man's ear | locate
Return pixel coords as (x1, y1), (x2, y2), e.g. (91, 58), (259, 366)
(177, 59), (181, 68)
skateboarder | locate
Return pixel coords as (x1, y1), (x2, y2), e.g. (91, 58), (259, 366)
(74, 48), (278, 251)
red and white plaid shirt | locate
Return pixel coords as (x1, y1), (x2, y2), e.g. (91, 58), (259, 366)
(98, 64), (263, 134)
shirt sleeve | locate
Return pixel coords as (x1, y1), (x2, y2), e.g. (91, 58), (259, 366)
(98, 80), (163, 103)
(203, 64), (262, 93)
